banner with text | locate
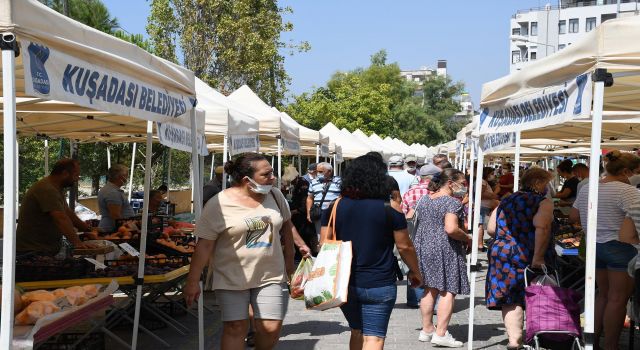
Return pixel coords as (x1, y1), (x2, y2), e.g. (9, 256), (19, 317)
(335, 146), (343, 163)
(480, 132), (517, 154)
(282, 137), (301, 154)
(22, 40), (194, 122)
(321, 144), (330, 157)
(478, 73), (592, 134)
(157, 122), (207, 156)
(229, 134), (260, 156)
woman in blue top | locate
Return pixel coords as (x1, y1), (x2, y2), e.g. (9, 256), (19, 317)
(321, 154), (422, 350)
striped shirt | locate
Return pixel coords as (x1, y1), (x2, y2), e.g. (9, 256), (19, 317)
(308, 176), (342, 210)
(573, 181), (640, 243)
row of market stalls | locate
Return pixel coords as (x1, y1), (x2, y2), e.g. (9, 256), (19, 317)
(428, 14), (640, 350)
(0, 1), (434, 349)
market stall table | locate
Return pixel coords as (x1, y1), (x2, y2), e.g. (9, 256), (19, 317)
(17, 266), (193, 349)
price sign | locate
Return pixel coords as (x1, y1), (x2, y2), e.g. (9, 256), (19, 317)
(119, 243), (140, 257)
(84, 257), (107, 269)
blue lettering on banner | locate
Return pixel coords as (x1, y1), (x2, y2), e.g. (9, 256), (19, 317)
(61, 63), (188, 118)
(233, 137), (257, 151)
(480, 73), (590, 132)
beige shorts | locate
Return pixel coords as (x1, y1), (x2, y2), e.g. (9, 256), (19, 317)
(215, 283), (289, 322)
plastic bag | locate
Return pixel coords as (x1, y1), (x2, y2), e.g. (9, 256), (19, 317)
(290, 257), (314, 300)
(526, 265), (559, 287)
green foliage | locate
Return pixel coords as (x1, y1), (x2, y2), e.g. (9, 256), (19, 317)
(147, 0), (309, 106)
(286, 50), (467, 146)
(39, 0), (119, 33)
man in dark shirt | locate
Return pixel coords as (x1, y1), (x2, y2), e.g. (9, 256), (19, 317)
(17, 159), (91, 254)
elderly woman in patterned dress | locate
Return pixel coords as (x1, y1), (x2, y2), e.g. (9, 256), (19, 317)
(485, 167), (555, 350)
(414, 168), (471, 348)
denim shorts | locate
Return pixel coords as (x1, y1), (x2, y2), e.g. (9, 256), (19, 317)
(340, 284), (397, 338)
(596, 241), (638, 271)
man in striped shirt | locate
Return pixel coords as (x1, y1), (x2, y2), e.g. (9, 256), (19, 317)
(306, 162), (342, 239)
(402, 164), (441, 215)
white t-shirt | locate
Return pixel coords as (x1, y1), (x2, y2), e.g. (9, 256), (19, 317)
(388, 170), (417, 197)
(573, 181), (640, 243)
(195, 188), (291, 290)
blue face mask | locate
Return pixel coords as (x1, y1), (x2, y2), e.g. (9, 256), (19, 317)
(316, 174), (325, 182)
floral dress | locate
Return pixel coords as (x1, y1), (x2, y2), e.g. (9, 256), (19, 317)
(485, 191), (555, 309)
(414, 195), (470, 295)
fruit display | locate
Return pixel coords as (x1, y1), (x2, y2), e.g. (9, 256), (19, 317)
(14, 284), (102, 325)
(555, 231), (584, 249)
(15, 255), (91, 282)
(155, 237), (195, 254)
(85, 254), (187, 278)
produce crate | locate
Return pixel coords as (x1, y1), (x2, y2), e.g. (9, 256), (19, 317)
(37, 331), (104, 350)
(15, 256), (92, 282)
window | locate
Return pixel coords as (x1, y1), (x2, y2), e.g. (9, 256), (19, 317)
(559, 20), (566, 34)
(520, 25), (528, 36)
(569, 18), (579, 33)
(512, 27), (520, 36)
(601, 13), (617, 23)
(511, 50), (521, 64)
(586, 17), (597, 32)
(530, 52), (537, 60)
(531, 22), (538, 36)
(558, 44), (566, 50)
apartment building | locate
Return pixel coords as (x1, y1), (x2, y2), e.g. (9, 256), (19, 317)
(510, 0), (640, 72)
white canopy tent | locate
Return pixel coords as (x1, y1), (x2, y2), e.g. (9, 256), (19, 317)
(0, 1), (206, 349)
(369, 133), (398, 157)
(319, 123), (371, 160)
(467, 14), (640, 350)
(228, 85), (299, 187)
(352, 129), (392, 159)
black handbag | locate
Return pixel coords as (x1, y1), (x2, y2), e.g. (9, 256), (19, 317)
(309, 183), (330, 221)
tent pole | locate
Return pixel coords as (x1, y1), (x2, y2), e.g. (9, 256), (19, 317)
(467, 136), (485, 350)
(188, 110), (205, 350)
(316, 144), (320, 163)
(298, 155), (302, 175)
(107, 145), (111, 169)
(166, 149), (172, 203)
(214, 152), (216, 181)
(1, 40), (18, 349)
(128, 143), (137, 201)
(130, 122), (154, 349)
(44, 139), (50, 175)
(222, 135), (229, 189)
(466, 139), (476, 277)
(513, 131), (522, 191)
(277, 138), (282, 190)
(584, 71), (606, 350)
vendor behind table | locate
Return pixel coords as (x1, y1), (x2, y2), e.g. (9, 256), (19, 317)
(16, 158), (93, 254)
(97, 164), (135, 232)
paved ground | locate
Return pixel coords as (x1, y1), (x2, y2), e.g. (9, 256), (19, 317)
(98, 255), (638, 349)
(276, 256), (507, 350)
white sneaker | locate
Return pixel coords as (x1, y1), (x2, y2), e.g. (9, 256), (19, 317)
(431, 331), (463, 348)
(418, 329), (434, 342)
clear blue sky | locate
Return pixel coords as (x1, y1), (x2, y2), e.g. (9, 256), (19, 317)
(103, 0), (547, 107)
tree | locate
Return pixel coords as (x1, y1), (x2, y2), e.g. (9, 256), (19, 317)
(147, 0), (309, 106)
(39, 0), (119, 33)
(286, 49), (466, 146)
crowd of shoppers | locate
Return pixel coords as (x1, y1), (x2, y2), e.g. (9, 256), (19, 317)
(181, 149), (640, 349)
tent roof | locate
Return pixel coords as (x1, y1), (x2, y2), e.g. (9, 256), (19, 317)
(478, 15), (640, 160)
(319, 123), (371, 159)
(227, 85), (297, 142)
(352, 129), (391, 157)
(195, 78), (259, 143)
(0, 0), (198, 141)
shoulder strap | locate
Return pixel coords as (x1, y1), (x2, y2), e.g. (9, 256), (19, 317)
(326, 197), (342, 241)
(317, 181), (331, 206)
(270, 189), (283, 213)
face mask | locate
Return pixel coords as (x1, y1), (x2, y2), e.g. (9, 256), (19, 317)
(407, 167), (416, 172)
(246, 177), (272, 195)
(452, 185), (467, 198)
(316, 174), (325, 182)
